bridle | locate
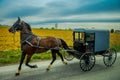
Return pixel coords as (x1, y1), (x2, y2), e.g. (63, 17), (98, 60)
(11, 21), (22, 44)
(12, 21), (22, 33)
(11, 20), (40, 48)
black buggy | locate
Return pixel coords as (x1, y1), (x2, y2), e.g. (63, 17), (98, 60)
(63, 28), (117, 71)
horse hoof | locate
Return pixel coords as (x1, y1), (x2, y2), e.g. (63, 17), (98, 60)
(15, 73), (20, 76)
(46, 68), (50, 71)
(31, 65), (38, 68)
(65, 62), (68, 65)
(33, 65), (38, 68)
(46, 64), (51, 71)
(63, 61), (68, 65)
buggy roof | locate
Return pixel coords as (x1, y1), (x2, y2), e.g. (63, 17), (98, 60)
(73, 28), (109, 33)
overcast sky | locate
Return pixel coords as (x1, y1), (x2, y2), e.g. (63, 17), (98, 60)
(0, 0), (120, 27)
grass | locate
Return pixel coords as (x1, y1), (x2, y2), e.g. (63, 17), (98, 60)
(0, 49), (52, 66)
(110, 44), (120, 52)
(0, 50), (21, 66)
(0, 44), (120, 66)
(32, 51), (52, 60)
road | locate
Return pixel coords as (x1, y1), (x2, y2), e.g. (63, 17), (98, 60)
(0, 53), (120, 80)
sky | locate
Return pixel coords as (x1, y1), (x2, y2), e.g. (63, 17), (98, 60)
(0, 0), (120, 29)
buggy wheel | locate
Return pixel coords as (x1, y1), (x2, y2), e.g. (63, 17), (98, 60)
(103, 48), (117, 67)
(63, 50), (74, 61)
(80, 52), (95, 71)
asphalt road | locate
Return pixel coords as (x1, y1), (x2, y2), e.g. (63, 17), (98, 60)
(0, 53), (120, 80)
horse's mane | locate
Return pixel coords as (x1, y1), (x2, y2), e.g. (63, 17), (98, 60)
(23, 21), (31, 31)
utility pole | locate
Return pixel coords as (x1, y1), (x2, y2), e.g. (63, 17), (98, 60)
(55, 23), (58, 29)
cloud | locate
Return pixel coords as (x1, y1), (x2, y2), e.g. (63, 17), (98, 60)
(32, 0), (120, 19)
(39, 0), (99, 17)
(55, 0), (120, 16)
(0, 0), (120, 26)
(27, 12), (120, 25)
(30, 17), (120, 25)
(5, 7), (43, 18)
(77, 0), (120, 14)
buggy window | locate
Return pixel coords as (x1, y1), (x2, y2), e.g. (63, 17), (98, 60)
(74, 32), (85, 42)
(86, 33), (95, 41)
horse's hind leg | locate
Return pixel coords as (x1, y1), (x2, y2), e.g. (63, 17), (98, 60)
(57, 51), (67, 65)
(25, 54), (38, 68)
(15, 52), (26, 76)
(46, 50), (56, 71)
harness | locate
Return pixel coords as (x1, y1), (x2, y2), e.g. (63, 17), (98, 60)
(21, 33), (40, 48)
(21, 33), (60, 50)
(21, 33), (34, 44)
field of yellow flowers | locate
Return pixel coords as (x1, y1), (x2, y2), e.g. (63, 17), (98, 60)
(0, 27), (73, 51)
(0, 27), (120, 51)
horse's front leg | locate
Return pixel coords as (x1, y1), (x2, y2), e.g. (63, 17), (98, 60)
(15, 52), (26, 76)
(25, 54), (38, 68)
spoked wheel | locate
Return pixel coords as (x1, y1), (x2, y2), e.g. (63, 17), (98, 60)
(80, 52), (95, 71)
(103, 48), (117, 67)
(63, 50), (74, 61)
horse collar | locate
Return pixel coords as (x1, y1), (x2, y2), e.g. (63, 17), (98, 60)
(21, 33), (33, 44)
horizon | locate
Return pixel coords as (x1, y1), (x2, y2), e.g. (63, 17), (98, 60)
(0, 22), (120, 30)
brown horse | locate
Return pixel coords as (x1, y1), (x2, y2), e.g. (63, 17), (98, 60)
(9, 17), (70, 76)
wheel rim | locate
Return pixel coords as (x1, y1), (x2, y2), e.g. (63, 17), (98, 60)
(80, 53), (95, 71)
(103, 48), (117, 67)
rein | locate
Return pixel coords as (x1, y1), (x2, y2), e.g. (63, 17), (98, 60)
(12, 33), (18, 45)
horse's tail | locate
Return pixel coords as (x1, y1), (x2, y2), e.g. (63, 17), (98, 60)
(59, 39), (70, 49)
(60, 39), (74, 54)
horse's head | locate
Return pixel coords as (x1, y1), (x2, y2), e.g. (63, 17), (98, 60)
(9, 17), (22, 33)
(9, 17), (31, 33)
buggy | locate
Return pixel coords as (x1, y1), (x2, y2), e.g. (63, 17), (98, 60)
(64, 28), (117, 71)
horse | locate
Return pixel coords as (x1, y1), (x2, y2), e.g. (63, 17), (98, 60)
(9, 17), (70, 76)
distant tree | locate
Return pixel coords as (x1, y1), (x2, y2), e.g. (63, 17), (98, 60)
(111, 29), (114, 33)
(68, 28), (72, 30)
(40, 27), (43, 29)
(45, 28), (49, 30)
(51, 27), (55, 30)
